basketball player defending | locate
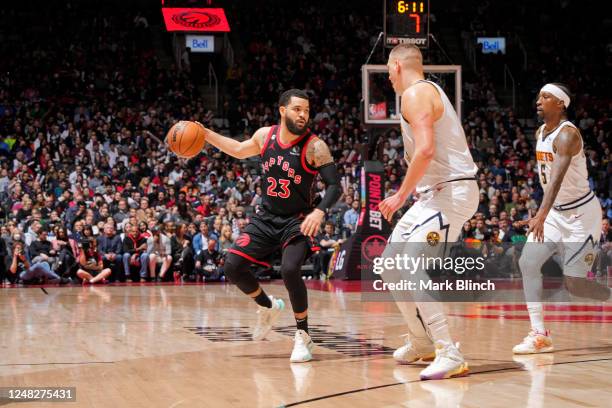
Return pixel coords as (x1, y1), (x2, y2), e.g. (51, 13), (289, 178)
(379, 44), (478, 380)
(513, 83), (609, 354)
(198, 89), (341, 362)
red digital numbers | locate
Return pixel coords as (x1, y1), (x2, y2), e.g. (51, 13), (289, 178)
(409, 13), (420, 32)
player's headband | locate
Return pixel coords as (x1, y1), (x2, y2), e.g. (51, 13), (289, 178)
(540, 84), (571, 108)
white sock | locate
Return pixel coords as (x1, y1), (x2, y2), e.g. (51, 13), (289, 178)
(527, 302), (546, 333)
(395, 301), (431, 343)
(417, 302), (453, 344)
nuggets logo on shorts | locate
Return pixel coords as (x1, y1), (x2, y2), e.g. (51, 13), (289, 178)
(236, 233), (251, 247)
(584, 253), (594, 266)
(426, 231), (440, 246)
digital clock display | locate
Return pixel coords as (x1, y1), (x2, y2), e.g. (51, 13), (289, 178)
(385, 0), (429, 48)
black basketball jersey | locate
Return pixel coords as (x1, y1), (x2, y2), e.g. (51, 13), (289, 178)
(260, 125), (318, 216)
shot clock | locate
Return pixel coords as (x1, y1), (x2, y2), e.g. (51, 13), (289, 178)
(385, 0), (429, 48)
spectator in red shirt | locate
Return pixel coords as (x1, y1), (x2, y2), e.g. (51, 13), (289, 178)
(76, 238), (111, 284)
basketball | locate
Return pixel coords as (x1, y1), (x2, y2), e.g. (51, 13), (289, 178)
(166, 120), (206, 158)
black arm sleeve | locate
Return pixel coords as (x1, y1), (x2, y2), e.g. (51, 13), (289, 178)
(316, 163), (342, 212)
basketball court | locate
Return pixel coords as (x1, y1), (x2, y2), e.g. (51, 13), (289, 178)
(2, 281), (611, 407)
(0, 0), (612, 408)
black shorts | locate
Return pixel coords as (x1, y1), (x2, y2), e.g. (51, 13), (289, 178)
(228, 209), (320, 267)
(84, 268), (100, 277)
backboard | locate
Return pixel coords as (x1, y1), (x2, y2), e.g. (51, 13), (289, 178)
(362, 64), (462, 125)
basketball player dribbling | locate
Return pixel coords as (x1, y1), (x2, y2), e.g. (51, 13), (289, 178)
(513, 83), (610, 354)
(197, 89), (341, 362)
(379, 44), (478, 380)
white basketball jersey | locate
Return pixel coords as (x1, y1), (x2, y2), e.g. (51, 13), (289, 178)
(400, 80), (477, 193)
(535, 121), (591, 206)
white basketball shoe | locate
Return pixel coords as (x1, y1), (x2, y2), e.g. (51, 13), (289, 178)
(252, 296), (285, 341)
(393, 334), (436, 364)
(419, 340), (469, 380)
(512, 330), (554, 354)
(290, 330), (314, 363)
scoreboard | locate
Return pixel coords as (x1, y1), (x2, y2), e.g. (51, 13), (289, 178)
(385, 0), (429, 48)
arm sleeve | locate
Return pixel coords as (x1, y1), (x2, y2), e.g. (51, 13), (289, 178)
(316, 163), (342, 212)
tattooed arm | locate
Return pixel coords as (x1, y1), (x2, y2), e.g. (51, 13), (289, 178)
(300, 138), (342, 237)
(307, 138), (335, 167)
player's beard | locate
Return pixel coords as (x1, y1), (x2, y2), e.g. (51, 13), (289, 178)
(285, 116), (308, 136)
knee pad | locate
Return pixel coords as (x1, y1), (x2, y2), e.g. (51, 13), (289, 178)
(279, 238), (310, 313)
(518, 242), (555, 277)
(223, 253), (245, 282)
(280, 257), (308, 314)
(279, 263), (302, 286)
(518, 254), (533, 275)
(223, 253), (259, 294)
(519, 255), (545, 278)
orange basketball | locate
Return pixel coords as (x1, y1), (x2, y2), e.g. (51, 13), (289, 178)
(166, 121), (206, 158)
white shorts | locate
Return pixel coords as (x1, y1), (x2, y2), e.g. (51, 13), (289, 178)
(525, 194), (602, 277)
(381, 180), (478, 302)
(389, 180), (479, 245)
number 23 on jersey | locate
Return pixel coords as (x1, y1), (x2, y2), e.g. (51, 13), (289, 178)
(267, 177), (291, 198)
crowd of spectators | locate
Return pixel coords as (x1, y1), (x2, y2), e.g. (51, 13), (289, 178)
(445, 0), (611, 276)
(226, 2), (610, 276)
(0, 1), (610, 285)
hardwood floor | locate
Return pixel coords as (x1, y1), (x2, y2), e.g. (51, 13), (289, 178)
(1, 281), (610, 407)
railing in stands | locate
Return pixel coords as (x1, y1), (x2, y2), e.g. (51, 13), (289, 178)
(463, 32), (477, 71)
(514, 33), (528, 70)
(223, 33), (234, 67)
(208, 62), (218, 110)
(503, 64), (516, 110)
(172, 33), (182, 69)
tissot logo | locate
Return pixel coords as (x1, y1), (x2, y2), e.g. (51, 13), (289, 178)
(400, 38), (427, 45)
(172, 11), (221, 29)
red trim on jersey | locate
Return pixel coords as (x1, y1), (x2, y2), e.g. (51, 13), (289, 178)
(276, 128), (310, 149)
(260, 126), (276, 157)
(300, 134), (318, 175)
(228, 249), (271, 267)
